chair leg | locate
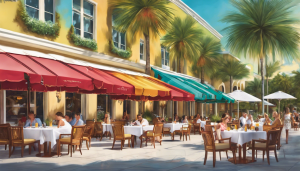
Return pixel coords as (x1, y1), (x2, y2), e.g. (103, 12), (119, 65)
(5, 144), (7, 150)
(256, 150), (257, 159)
(89, 137), (91, 148)
(86, 140), (89, 150)
(263, 150), (265, 161)
(186, 134), (187, 141)
(146, 137), (148, 146)
(70, 146), (73, 157)
(29, 145), (31, 155)
(204, 151), (207, 165)
(267, 150), (270, 165)
(79, 144), (82, 155)
(274, 149), (278, 162)
(67, 144), (69, 155)
(140, 136), (143, 148)
(213, 151), (216, 167)
(219, 151), (221, 160)
(252, 148), (255, 162)
(21, 146), (24, 157)
(121, 140), (123, 150)
(128, 139), (130, 147)
(189, 134), (190, 140)
(9, 145), (12, 158)
(226, 151), (228, 159)
(153, 138), (155, 149)
(112, 139), (115, 149)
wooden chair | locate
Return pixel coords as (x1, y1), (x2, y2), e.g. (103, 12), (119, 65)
(162, 126), (171, 137)
(231, 120), (240, 129)
(57, 125), (85, 157)
(205, 125), (226, 160)
(193, 123), (201, 135)
(291, 116), (299, 131)
(0, 123), (10, 152)
(180, 124), (191, 141)
(112, 124), (131, 150)
(167, 117), (173, 123)
(276, 125), (283, 150)
(263, 125), (274, 132)
(94, 122), (103, 141)
(206, 121), (211, 125)
(202, 131), (236, 167)
(141, 123), (163, 148)
(85, 120), (95, 137)
(83, 123), (94, 150)
(252, 129), (280, 165)
(9, 126), (38, 157)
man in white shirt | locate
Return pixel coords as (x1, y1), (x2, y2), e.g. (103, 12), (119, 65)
(196, 115), (201, 123)
(134, 114), (149, 126)
(239, 112), (248, 127)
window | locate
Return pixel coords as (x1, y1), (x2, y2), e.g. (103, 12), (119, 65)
(112, 15), (126, 50)
(140, 39), (145, 60)
(72, 0), (95, 39)
(25, 0), (54, 22)
(97, 95), (112, 119)
(161, 46), (170, 67)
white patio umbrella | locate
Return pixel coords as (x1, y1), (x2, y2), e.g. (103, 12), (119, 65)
(263, 100), (275, 106)
(264, 91), (296, 113)
(228, 90), (261, 117)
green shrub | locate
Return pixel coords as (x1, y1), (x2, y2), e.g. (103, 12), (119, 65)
(69, 25), (98, 51)
(18, 0), (60, 38)
(210, 115), (221, 122)
(109, 40), (132, 58)
(97, 110), (105, 122)
(142, 109), (153, 123)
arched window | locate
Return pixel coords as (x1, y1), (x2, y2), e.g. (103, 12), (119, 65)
(233, 86), (238, 91)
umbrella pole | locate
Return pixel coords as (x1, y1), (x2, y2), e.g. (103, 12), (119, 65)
(278, 100), (280, 114)
(237, 101), (239, 118)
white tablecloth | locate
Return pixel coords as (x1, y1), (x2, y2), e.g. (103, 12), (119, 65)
(163, 123), (186, 133)
(102, 124), (113, 135)
(253, 122), (264, 131)
(124, 125), (154, 137)
(221, 130), (267, 146)
(23, 127), (71, 148)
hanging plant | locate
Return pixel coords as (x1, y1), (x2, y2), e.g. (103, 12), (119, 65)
(69, 25), (98, 51)
(109, 40), (132, 59)
(18, 0), (60, 38)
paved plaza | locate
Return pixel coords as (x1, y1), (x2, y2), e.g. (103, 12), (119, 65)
(0, 130), (299, 171)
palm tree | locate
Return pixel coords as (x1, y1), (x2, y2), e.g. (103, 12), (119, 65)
(190, 61), (202, 79)
(222, 0), (300, 115)
(245, 78), (262, 112)
(161, 16), (202, 73)
(110, 0), (174, 75)
(196, 36), (222, 84)
(218, 59), (249, 93)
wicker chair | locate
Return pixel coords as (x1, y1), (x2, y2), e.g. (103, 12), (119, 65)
(112, 124), (131, 150)
(9, 126), (38, 157)
(57, 125), (85, 157)
(276, 125), (283, 150)
(162, 126), (171, 137)
(252, 129), (280, 165)
(291, 116), (299, 131)
(180, 124), (191, 141)
(206, 121), (211, 125)
(202, 131), (236, 167)
(83, 123), (94, 150)
(85, 120), (95, 137)
(193, 123), (201, 135)
(140, 123), (163, 148)
(263, 125), (274, 132)
(0, 123), (10, 152)
(94, 122), (103, 141)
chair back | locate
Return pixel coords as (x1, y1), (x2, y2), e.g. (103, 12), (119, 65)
(85, 124), (94, 137)
(71, 126), (85, 144)
(201, 131), (215, 150)
(10, 126), (24, 144)
(85, 120), (95, 135)
(205, 125), (214, 133)
(266, 129), (280, 147)
(112, 124), (124, 140)
(206, 121), (211, 125)
(263, 125), (273, 132)
(154, 123), (163, 136)
(111, 120), (126, 125)
(94, 122), (103, 133)
(167, 117), (172, 123)
(0, 124), (10, 143)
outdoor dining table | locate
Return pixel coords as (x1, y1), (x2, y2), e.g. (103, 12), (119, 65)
(123, 125), (154, 147)
(23, 126), (71, 157)
(102, 123), (113, 139)
(163, 123), (186, 133)
(221, 129), (267, 164)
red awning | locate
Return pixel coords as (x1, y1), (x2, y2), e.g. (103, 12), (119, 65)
(67, 65), (134, 95)
(29, 57), (94, 91)
(0, 53), (40, 83)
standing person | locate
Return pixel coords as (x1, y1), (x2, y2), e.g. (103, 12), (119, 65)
(24, 112), (42, 127)
(55, 112), (72, 129)
(74, 112), (84, 126)
(283, 107), (292, 144)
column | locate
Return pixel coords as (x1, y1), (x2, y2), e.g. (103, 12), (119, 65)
(85, 94), (97, 120)
(215, 103), (218, 116)
(112, 100), (123, 120)
(0, 90), (5, 123)
(44, 91), (65, 120)
(130, 101), (138, 121)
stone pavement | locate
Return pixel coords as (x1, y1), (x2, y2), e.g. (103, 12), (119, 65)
(0, 130), (299, 171)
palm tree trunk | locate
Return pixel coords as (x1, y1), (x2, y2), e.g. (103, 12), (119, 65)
(178, 58), (181, 73)
(144, 33), (150, 75)
(260, 30), (265, 115)
(267, 77), (269, 114)
(201, 67), (204, 84)
(230, 76), (232, 116)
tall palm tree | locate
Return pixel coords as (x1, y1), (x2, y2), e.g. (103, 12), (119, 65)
(266, 61), (281, 95)
(218, 59), (249, 115)
(161, 16), (202, 73)
(196, 36), (222, 84)
(218, 59), (249, 93)
(222, 0), (300, 115)
(110, 0), (174, 75)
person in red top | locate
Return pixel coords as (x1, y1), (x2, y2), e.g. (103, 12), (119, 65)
(218, 114), (229, 131)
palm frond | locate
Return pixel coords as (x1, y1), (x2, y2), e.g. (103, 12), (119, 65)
(266, 61), (281, 78)
(218, 59), (249, 81)
(197, 36), (222, 67)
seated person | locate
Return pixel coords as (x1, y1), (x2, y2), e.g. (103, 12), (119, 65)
(74, 112), (84, 126)
(182, 115), (188, 123)
(65, 113), (76, 126)
(157, 116), (165, 123)
(103, 112), (111, 124)
(196, 115), (201, 123)
(174, 114), (179, 122)
(246, 114), (254, 127)
(272, 111), (282, 127)
(134, 114), (149, 126)
(55, 112), (72, 129)
(263, 113), (271, 125)
(218, 114), (229, 131)
(239, 112), (247, 127)
(122, 111), (130, 122)
(24, 112), (42, 127)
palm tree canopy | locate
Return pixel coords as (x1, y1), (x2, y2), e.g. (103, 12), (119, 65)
(110, 0), (174, 37)
(190, 62), (201, 78)
(222, 0), (300, 60)
(245, 78), (262, 98)
(266, 61), (281, 78)
(197, 36), (222, 67)
(218, 59), (249, 81)
(161, 16), (202, 61)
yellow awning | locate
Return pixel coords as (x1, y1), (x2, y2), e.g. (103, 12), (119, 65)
(110, 72), (170, 97)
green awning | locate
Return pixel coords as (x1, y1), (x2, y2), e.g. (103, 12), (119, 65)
(152, 67), (235, 103)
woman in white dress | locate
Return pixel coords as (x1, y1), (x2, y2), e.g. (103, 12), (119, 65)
(283, 107), (292, 144)
(55, 112), (72, 129)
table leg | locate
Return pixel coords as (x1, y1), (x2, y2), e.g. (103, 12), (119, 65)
(131, 135), (135, 148)
(44, 142), (47, 154)
(49, 142), (51, 156)
(243, 143), (246, 160)
(239, 145), (242, 161)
